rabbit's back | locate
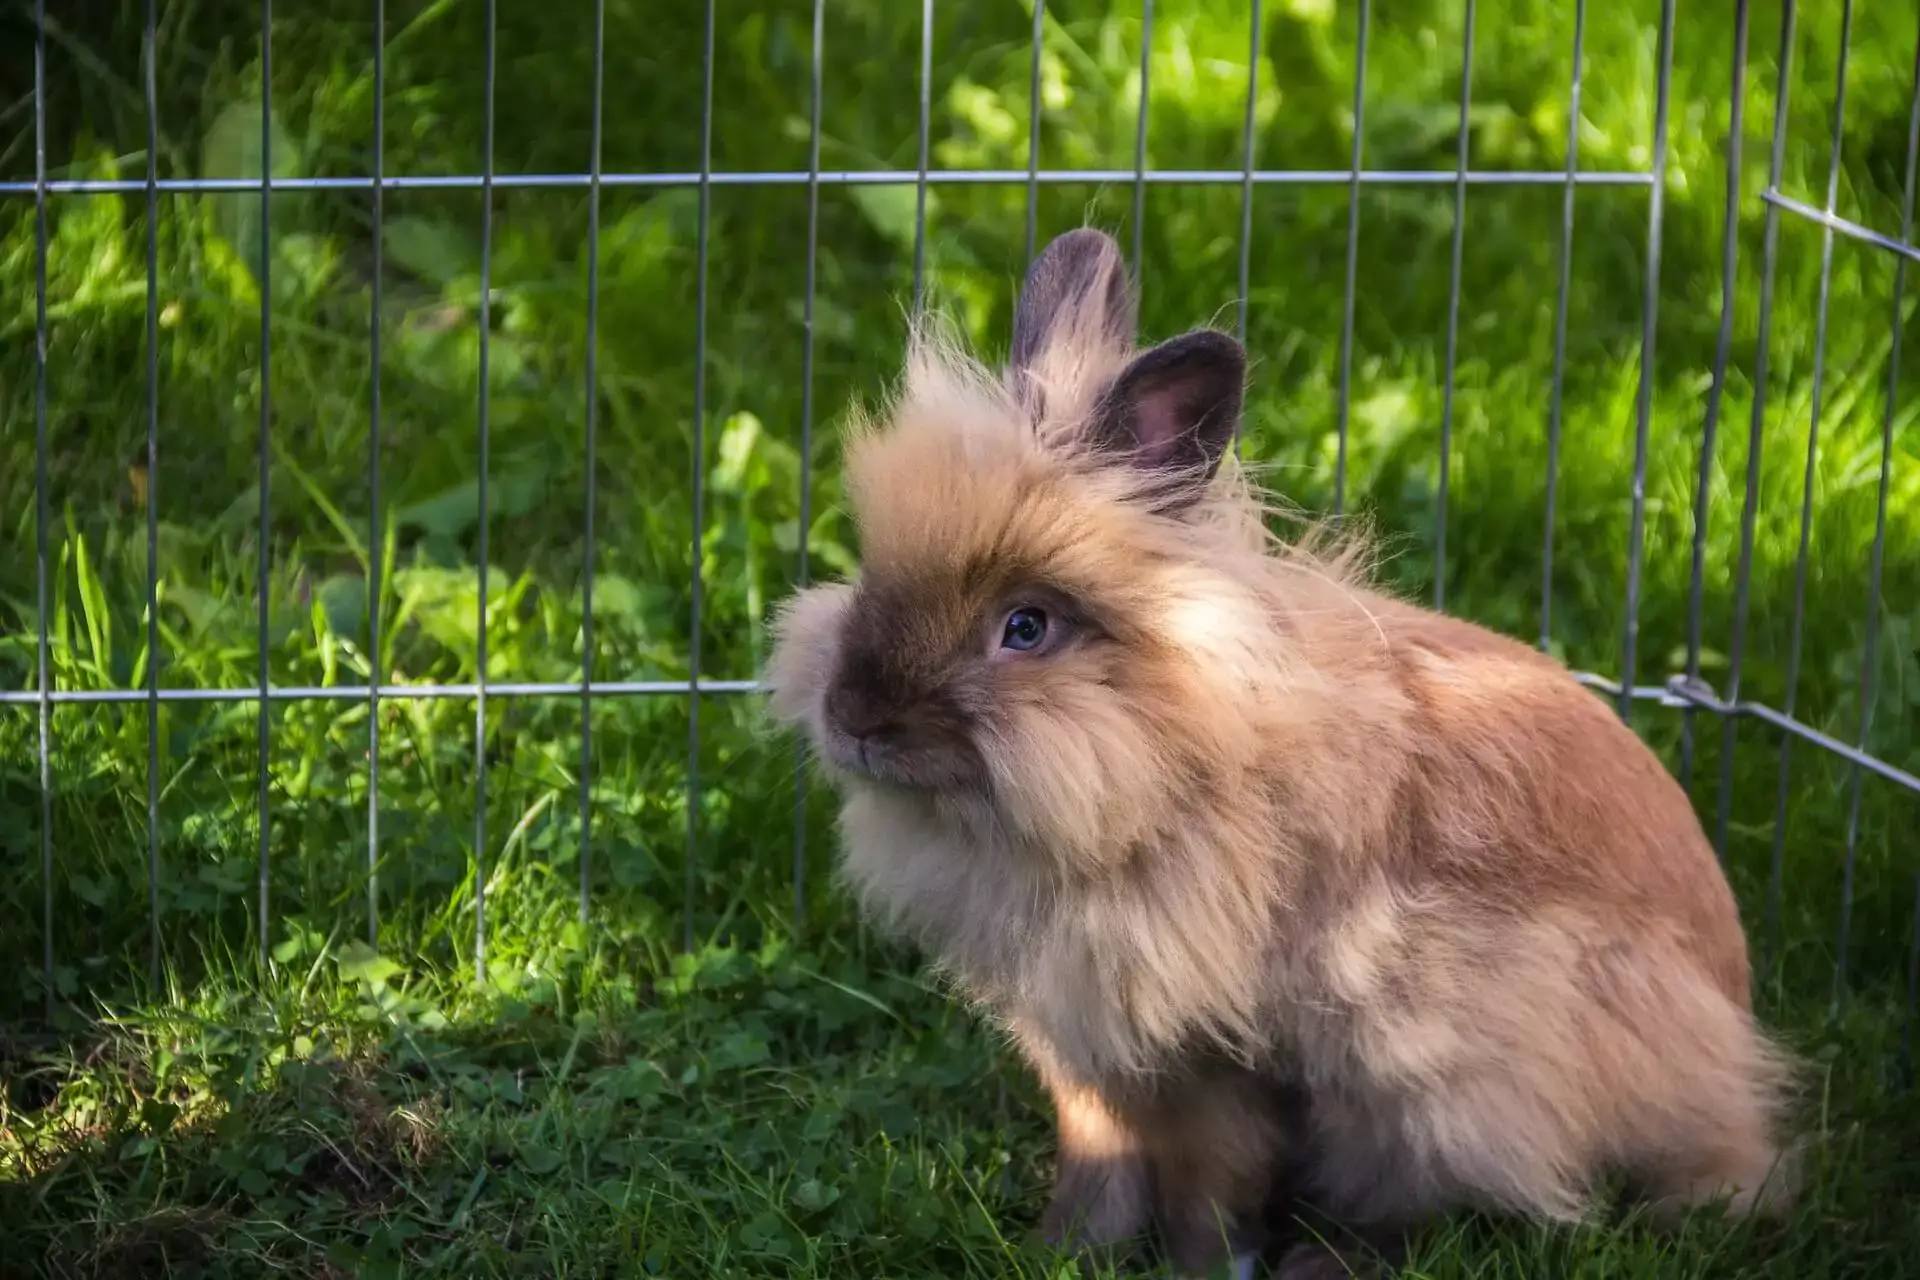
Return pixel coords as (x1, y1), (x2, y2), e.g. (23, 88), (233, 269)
(1329, 593), (1750, 1006)
(1269, 590), (1790, 1228)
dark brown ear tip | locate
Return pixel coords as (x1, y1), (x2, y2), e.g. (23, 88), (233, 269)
(1020, 228), (1129, 297)
(1171, 328), (1248, 365)
(1037, 226), (1124, 265)
(1124, 328), (1248, 386)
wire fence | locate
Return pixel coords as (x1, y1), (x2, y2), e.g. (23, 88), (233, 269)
(8, 0), (1920, 1046)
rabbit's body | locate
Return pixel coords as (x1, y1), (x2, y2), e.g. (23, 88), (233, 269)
(766, 229), (1791, 1277)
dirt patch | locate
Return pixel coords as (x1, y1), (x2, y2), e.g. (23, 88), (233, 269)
(82, 1205), (235, 1276)
(273, 1052), (449, 1213)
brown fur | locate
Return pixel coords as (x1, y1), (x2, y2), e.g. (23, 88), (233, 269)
(764, 228), (1795, 1277)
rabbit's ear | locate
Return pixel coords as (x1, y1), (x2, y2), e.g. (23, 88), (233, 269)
(1009, 228), (1137, 383)
(1085, 329), (1244, 506)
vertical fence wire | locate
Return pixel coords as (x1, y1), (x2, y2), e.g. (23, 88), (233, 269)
(1834, 5), (1915, 1001)
(1908, 876), (1920, 1077)
(1434, 0), (1475, 611)
(1717, 0), (1796, 872)
(1681, 0), (1752, 794)
(686, 0), (717, 953)
(1235, 0), (1261, 347)
(1024, 0), (1044, 268)
(1616, 0), (1677, 722)
(1230, 0), (1260, 464)
(473, 0), (496, 980)
(1539, 0), (1586, 653)
(1131, 0), (1153, 273)
(1767, 0), (1852, 969)
(33, 0), (53, 1016)
(794, 0), (824, 930)
(144, 0), (163, 987)
(579, 0), (605, 926)
(367, 0), (385, 945)
(255, 0), (274, 971)
(913, 0), (933, 308)
(1333, 0), (1370, 518)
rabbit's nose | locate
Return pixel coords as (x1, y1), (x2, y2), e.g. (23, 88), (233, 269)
(826, 685), (895, 742)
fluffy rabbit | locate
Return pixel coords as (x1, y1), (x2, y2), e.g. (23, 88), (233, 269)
(764, 227), (1794, 1278)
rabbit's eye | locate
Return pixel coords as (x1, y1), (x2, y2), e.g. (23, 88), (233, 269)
(1000, 607), (1049, 652)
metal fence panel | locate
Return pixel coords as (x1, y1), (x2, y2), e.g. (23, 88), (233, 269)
(10, 0), (1919, 1053)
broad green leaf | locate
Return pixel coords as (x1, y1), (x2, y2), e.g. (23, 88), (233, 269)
(335, 940), (404, 989)
(201, 99), (304, 282)
(316, 574), (367, 640)
(848, 183), (937, 254)
(384, 216), (478, 286)
(713, 411), (763, 494)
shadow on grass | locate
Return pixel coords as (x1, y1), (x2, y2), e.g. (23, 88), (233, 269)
(0, 941), (1051, 1279)
(3, 940), (1920, 1280)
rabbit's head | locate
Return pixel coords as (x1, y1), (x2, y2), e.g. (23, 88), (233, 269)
(767, 228), (1301, 869)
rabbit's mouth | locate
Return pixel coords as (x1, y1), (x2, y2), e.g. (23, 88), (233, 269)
(818, 721), (986, 795)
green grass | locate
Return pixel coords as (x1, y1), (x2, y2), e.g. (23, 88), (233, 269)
(1, 0), (1918, 1275)
(2, 941), (1919, 1279)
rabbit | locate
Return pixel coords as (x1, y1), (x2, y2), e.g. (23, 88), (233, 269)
(763, 226), (1796, 1279)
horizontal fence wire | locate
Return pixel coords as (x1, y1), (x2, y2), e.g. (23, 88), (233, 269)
(0, 169), (1662, 195)
(8, 673), (1907, 792)
(0, 682), (758, 703)
(12, 2), (1918, 1024)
